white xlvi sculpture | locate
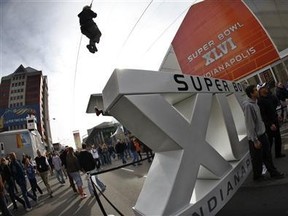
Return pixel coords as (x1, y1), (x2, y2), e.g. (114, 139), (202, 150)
(102, 69), (251, 216)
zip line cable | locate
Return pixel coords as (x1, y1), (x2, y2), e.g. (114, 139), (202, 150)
(72, 34), (83, 129)
(145, 3), (192, 53)
(90, 0), (95, 7)
(119, 0), (153, 51)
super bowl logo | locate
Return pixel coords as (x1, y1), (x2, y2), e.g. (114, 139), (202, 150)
(102, 69), (250, 215)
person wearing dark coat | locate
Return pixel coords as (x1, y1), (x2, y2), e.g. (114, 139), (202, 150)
(0, 157), (25, 210)
(78, 144), (106, 196)
(257, 83), (286, 158)
(0, 175), (13, 216)
(276, 82), (288, 122)
(9, 152), (37, 211)
(115, 140), (127, 164)
(60, 147), (77, 193)
(78, 5), (102, 53)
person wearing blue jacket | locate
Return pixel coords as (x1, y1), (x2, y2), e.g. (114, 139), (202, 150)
(9, 152), (37, 211)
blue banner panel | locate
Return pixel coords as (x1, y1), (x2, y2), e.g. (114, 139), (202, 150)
(0, 105), (40, 129)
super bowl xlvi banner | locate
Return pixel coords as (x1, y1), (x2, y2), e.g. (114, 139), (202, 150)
(171, 0), (280, 81)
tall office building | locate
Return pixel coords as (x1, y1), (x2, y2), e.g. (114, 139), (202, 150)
(0, 65), (52, 148)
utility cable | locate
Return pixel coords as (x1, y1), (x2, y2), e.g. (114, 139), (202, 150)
(120, 0), (153, 51)
(145, 3), (192, 53)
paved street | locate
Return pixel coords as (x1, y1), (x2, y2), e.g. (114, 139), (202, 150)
(217, 123), (288, 216)
(8, 158), (152, 216)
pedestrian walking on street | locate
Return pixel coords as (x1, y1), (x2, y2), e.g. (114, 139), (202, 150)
(9, 152), (37, 211)
(78, 144), (106, 196)
(0, 175), (13, 216)
(35, 150), (53, 198)
(52, 152), (65, 184)
(115, 140), (127, 164)
(128, 137), (141, 166)
(132, 138), (143, 161)
(60, 147), (77, 193)
(66, 147), (87, 199)
(0, 157), (25, 210)
(24, 157), (43, 198)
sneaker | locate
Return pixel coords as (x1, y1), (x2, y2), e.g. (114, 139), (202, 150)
(101, 185), (106, 193)
(94, 107), (102, 116)
(91, 45), (98, 52)
(275, 154), (286, 158)
(81, 193), (87, 199)
(26, 207), (32, 212)
(86, 45), (96, 53)
(271, 171), (285, 179)
(253, 175), (267, 182)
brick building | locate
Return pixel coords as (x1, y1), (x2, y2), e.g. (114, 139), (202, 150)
(0, 65), (52, 148)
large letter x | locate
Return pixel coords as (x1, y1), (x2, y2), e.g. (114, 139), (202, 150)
(109, 93), (232, 215)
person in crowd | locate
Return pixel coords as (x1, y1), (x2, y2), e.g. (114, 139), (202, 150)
(276, 82), (288, 122)
(115, 140), (127, 164)
(47, 152), (54, 176)
(101, 143), (111, 165)
(23, 157), (43, 198)
(9, 152), (37, 211)
(243, 85), (285, 181)
(91, 145), (101, 170)
(128, 137), (141, 166)
(108, 144), (116, 160)
(21, 154), (29, 166)
(257, 83), (286, 158)
(52, 152), (65, 184)
(133, 138), (143, 161)
(142, 143), (154, 163)
(78, 144), (106, 196)
(0, 157), (25, 210)
(66, 147), (87, 199)
(35, 150), (53, 198)
(0, 174), (13, 216)
(60, 147), (77, 193)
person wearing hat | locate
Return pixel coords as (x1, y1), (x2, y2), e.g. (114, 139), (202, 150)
(276, 82), (288, 122)
(257, 82), (286, 158)
(243, 85), (284, 181)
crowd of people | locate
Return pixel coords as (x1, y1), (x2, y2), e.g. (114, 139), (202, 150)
(0, 136), (154, 215)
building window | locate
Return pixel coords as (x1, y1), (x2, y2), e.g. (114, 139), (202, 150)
(259, 69), (274, 86)
(272, 62), (288, 84)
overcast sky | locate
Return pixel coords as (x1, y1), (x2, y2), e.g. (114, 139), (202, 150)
(1, 0), (197, 146)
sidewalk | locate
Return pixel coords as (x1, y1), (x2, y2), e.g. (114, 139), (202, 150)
(8, 157), (150, 216)
(217, 123), (288, 216)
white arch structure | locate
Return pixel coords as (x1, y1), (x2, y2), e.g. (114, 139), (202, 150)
(102, 69), (251, 216)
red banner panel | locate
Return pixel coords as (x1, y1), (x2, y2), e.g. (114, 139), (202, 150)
(172, 0), (280, 81)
